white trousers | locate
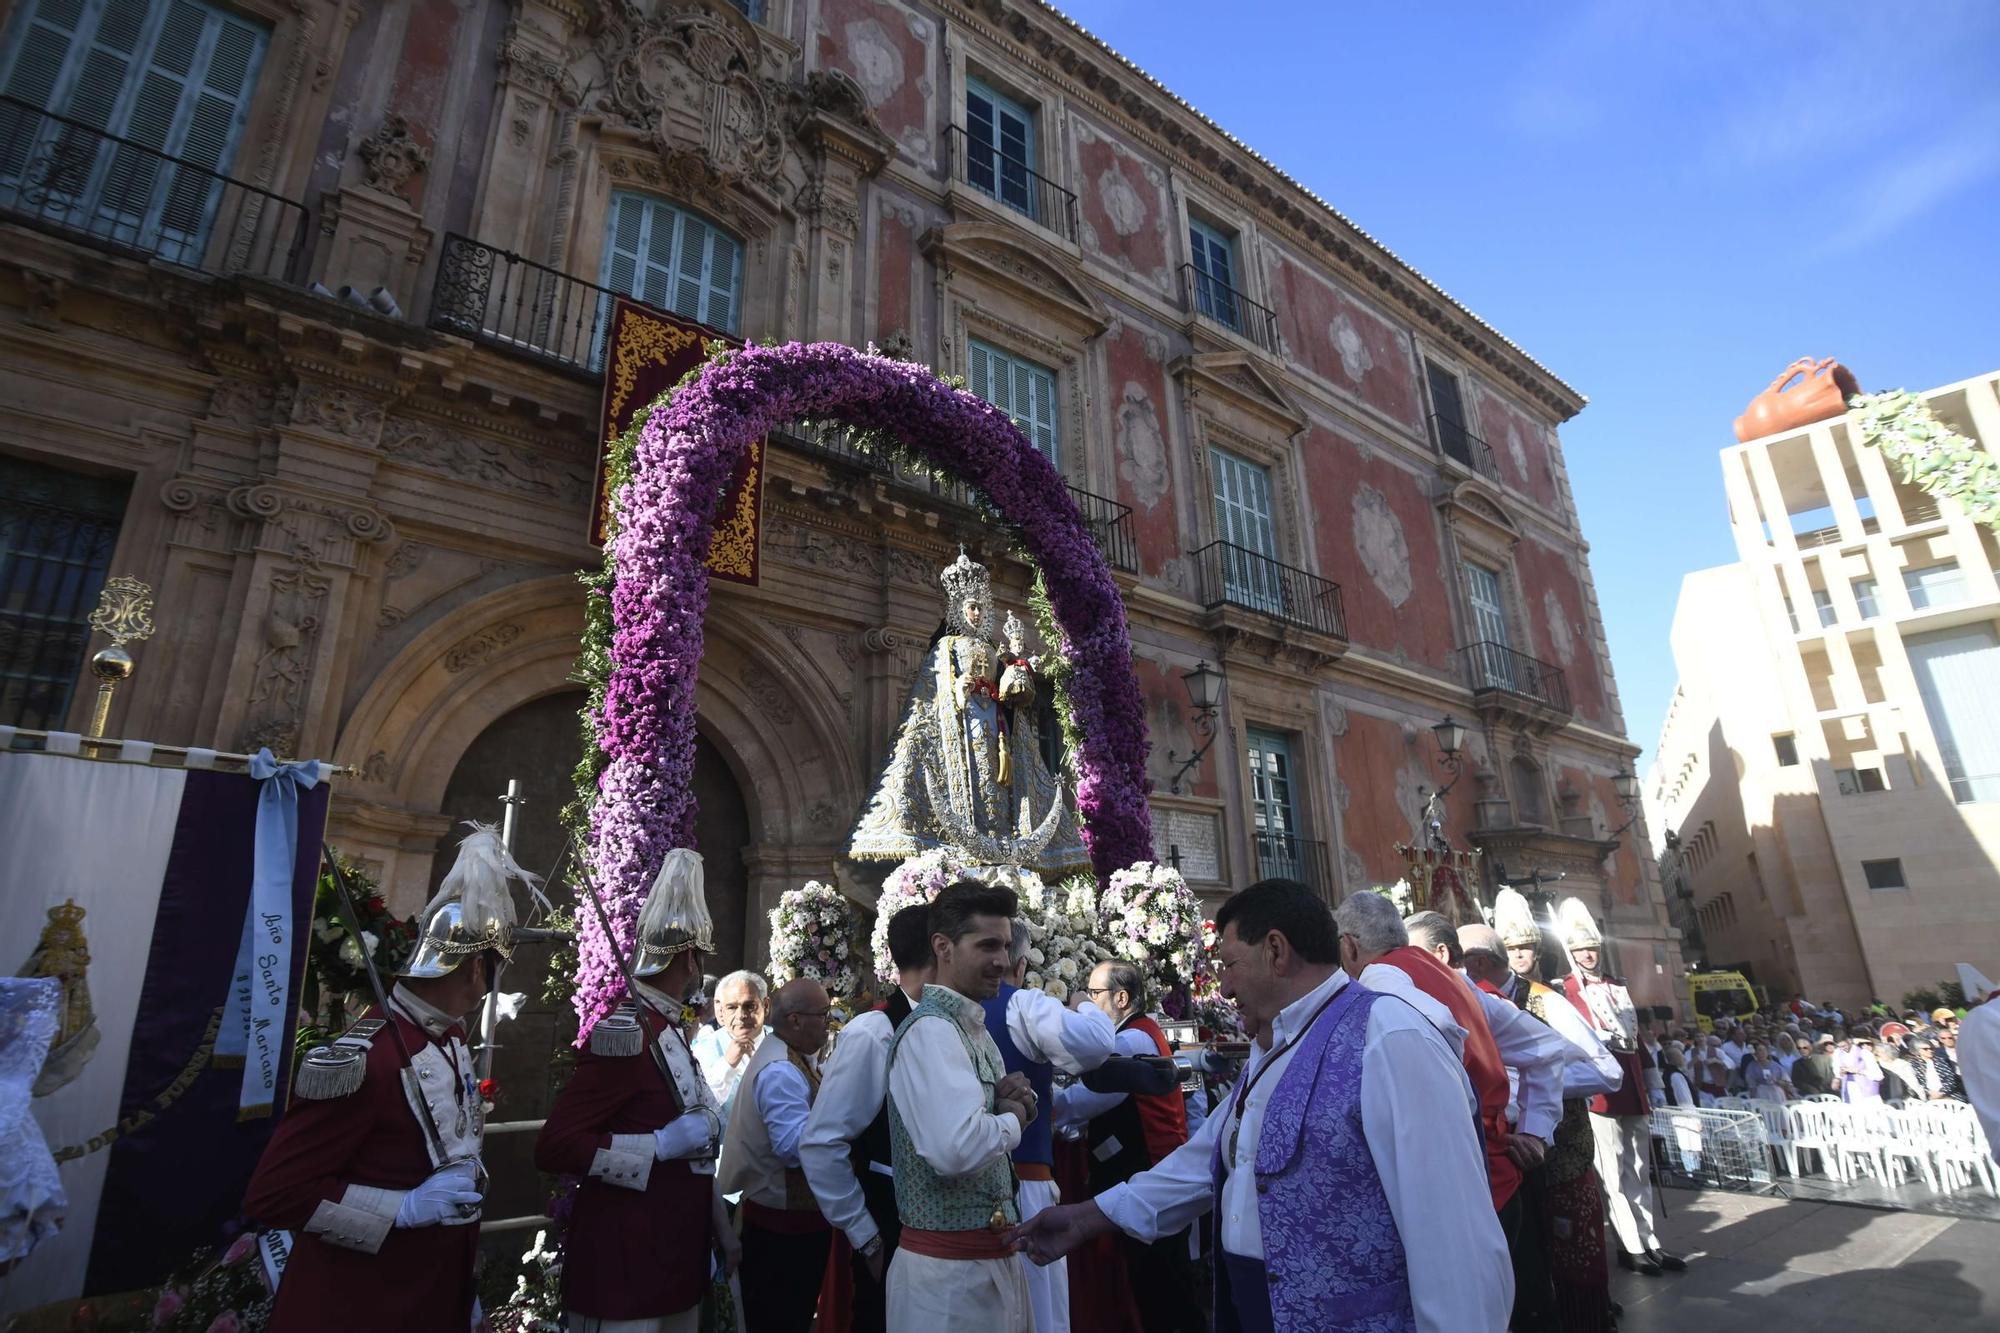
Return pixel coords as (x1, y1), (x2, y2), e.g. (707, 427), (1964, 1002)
(565, 1309), (698, 1333)
(886, 1248), (1030, 1333)
(1591, 1112), (1658, 1255)
(1017, 1177), (1067, 1333)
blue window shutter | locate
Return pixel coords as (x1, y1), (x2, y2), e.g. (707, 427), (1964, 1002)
(968, 339), (1058, 465)
(965, 76), (1036, 218)
(599, 192), (743, 335)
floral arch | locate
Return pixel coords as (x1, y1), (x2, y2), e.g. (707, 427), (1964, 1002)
(574, 341), (1151, 1028)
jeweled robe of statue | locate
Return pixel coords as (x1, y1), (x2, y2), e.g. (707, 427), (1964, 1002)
(848, 552), (1090, 875)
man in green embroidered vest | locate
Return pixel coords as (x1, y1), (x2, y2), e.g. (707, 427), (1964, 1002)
(884, 881), (1038, 1333)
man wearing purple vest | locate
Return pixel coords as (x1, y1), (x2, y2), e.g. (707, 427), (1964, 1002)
(1008, 879), (1510, 1332)
(982, 918), (1117, 1333)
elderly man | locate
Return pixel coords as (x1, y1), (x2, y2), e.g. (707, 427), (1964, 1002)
(695, 970), (769, 1118)
(721, 976), (835, 1333)
(1054, 958), (1194, 1333)
(1012, 879), (1510, 1332)
(983, 921), (1116, 1333)
(802, 905), (936, 1333)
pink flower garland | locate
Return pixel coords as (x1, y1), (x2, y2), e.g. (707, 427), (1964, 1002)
(578, 342), (1151, 1033)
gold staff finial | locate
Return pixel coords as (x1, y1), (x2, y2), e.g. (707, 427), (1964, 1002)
(85, 575), (155, 739)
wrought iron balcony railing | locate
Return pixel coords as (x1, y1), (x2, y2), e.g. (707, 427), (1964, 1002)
(773, 420), (1136, 571)
(1460, 640), (1571, 714)
(429, 232), (642, 376)
(1254, 831), (1334, 900)
(1179, 264), (1281, 358)
(0, 96), (308, 282)
(943, 125), (1078, 242)
(1191, 540), (1347, 639)
(1430, 414), (1500, 482)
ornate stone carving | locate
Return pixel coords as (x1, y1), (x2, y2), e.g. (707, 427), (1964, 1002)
(207, 378), (275, 428)
(443, 623), (524, 673)
(228, 484), (394, 570)
(160, 478), (230, 552)
(356, 114), (430, 197)
(379, 418), (591, 504)
(241, 559), (330, 753)
(290, 383), (386, 443)
(361, 750), (392, 783)
(594, 5), (786, 190)
(739, 661), (796, 724)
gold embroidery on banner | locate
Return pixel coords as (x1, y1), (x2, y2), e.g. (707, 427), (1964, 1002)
(709, 437), (761, 579)
(602, 305), (702, 538)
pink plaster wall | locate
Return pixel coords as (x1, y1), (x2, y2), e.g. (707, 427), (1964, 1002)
(1515, 538), (1608, 728)
(1071, 114), (1175, 298)
(873, 203), (915, 344)
(814, 0), (935, 166)
(1471, 380), (1559, 510)
(1103, 321), (1180, 579)
(1268, 257), (1421, 428)
(382, 0), (462, 201)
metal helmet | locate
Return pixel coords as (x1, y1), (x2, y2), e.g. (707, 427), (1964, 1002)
(632, 849), (712, 977)
(400, 823), (538, 979)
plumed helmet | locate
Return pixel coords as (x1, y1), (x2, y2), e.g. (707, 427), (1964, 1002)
(1559, 897), (1602, 951)
(400, 823), (538, 979)
(1491, 888), (1540, 950)
(634, 848), (712, 977)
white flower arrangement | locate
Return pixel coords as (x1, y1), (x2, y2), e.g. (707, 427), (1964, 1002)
(768, 880), (863, 998)
(869, 850), (966, 983)
(1021, 873), (1114, 996)
(1102, 861), (1206, 1000)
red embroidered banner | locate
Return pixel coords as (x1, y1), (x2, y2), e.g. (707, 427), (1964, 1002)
(593, 298), (762, 585)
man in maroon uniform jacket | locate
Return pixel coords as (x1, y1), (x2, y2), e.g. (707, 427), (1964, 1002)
(537, 849), (738, 1333)
(246, 825), (533, 1333)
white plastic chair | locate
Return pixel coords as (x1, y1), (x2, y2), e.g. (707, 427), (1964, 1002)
(1785, 1101), (1842, 1182)
(1925, 1102), (1999, 1197)
(1884, 1104), (1940, 1190)
(1743, 1099), (1795, 1175)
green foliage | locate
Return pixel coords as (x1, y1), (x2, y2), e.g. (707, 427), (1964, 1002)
(1029, 572), (1082, 778)
(1902, 979), (1968, 1016)
(1851, 389), (2000, 532)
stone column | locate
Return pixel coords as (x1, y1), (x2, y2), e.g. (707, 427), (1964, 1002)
(792, 94), (894, 344)
(472, 9), (583, 262)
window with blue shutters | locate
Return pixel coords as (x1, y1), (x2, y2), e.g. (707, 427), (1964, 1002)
(596, 192), (744, 360)
(1247, 729), (1302, 880)
(965, 77), (1036, 220)
(1210, 447), (1280, 610)
(0, 0), (268, 265)
(1188, 217), (1241, 330)
(967, 338), (1059, 465)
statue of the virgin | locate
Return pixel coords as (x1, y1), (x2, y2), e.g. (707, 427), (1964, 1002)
(847, 549), (1091, 875)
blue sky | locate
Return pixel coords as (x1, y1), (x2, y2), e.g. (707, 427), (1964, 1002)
(1060, 0), (2000, 767)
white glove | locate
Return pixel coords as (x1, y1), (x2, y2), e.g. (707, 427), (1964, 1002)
(394, 1161), (483, 1228)
(654, 1114), (712, 1161)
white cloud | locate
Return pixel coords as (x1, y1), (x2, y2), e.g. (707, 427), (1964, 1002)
(1810, 118), (2000, 257)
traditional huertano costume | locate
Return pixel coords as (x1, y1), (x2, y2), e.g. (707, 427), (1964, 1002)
(721, 1013), (832, 1332)
(536, 851), (724, 1333)
(884, 983), (1031, 1333)
(246, 826), (531, 1333)
(1094, 968), (1510, 1331)
(980, 980), (1116, 1333)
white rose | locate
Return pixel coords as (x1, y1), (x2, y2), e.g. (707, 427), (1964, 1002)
(338, 936), (363, 967)
(361, 929), (380, 954)
(1055, 958), (1078, 980)
(1027, 947), (1046, 967)
(1026, 971), (1045, 989)
(1044, 980), (1069, 1002)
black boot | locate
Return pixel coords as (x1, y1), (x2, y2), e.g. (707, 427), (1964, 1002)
(1647, 1247), (1687, 1272)
(1616, 1249), (1662, 1277)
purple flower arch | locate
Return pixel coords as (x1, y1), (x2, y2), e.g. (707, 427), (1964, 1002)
(579, 341), (1151, 1030)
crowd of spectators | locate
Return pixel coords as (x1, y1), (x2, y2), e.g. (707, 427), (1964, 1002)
(1642, 992), (1969, 1109)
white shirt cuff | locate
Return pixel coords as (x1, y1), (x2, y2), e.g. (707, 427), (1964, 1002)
(305, 1184), (403, 1253)
(591, 1136), (656, 1192)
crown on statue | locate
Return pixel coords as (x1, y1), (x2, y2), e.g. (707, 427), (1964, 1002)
(940, 547), (992, 611)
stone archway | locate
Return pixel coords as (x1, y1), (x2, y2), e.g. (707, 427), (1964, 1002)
(333, 575), (858, 917)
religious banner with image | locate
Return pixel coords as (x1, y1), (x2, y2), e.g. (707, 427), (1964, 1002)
(593, 297), (763, 584)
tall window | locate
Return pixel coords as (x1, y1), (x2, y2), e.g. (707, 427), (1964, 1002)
(1464, 562), (1514, 689)
(1906, 624), (2000, 803)
(1, 457), (128, 729)
(1904, 561), (1966, 611)
(1426, 359), (1473, 466)
(1188, 217), (1240, 329)
(1851, 577), (1879, 619)
(599, 192), (743, 340)
(0, 0), (269, 264)
(966, 339), (1058, 464)
(1210, 447), (1279, 610)
(965, 77), (1035, 219)
(1247, 729), (1300, 878)
(1812, 588), (1837, 627)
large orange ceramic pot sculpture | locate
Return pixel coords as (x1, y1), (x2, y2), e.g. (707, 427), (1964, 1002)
(1733, 357), (1861, 443)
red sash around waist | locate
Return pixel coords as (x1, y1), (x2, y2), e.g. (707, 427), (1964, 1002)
(1014, 1162), (1053, 1182)
(741, 1198), (832, 1235)
(897, 1226), (1015, 1261)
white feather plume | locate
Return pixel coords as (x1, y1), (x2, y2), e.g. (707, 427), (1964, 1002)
(637, 848), (711, 952)
(1491, 888), (1539, 949)
(422, 821), (538, 946)
(1558, 896), (1601, 950)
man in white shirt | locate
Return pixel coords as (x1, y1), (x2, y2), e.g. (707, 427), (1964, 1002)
(719, 977), (834, 1333)
(1010, 878), (1510, 1332)
(884, 882), (1039, 1333)
(694, 970), (769, 1119)
(801, 905), (935, 1333)
(1956, 965), (2000, 1162)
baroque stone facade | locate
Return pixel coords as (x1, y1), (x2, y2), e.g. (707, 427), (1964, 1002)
(0, 0), (1679, 1007)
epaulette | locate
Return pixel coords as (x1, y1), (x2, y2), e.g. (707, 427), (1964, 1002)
(590, 1002), (644, 1057)
(294, 1018), (386, 1100)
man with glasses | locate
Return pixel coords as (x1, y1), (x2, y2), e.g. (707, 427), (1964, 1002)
(696, 970), (771, 1119)
(720, 977), (835, 1333)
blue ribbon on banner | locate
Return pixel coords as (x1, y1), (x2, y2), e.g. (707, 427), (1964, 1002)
(215, 748), (323, 1118)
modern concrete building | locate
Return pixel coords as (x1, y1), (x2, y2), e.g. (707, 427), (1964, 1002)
(1646, 369), (2000, 1009)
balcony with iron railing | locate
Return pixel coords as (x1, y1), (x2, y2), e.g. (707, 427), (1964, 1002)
(429, 231), (651, 377)
(1190, 540), (1347, 641)
(1179, 264), (1281, 358)
(0, 96), (308, 282)
(942, 125), (1078, 243)
(773, 420), (1138, 572)
(1254, 831), (1334, 901)
(1430, 414), (1500, 483)
(1459, 640), (1572, 722)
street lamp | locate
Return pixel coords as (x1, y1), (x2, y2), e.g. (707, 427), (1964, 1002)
(1428, 714), (1468, 797)
(1166, 660), (1224, 795)
(1606, 767), (1642, 839)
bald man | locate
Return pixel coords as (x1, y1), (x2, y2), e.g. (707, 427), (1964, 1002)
(721, 977), (834, 1333)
